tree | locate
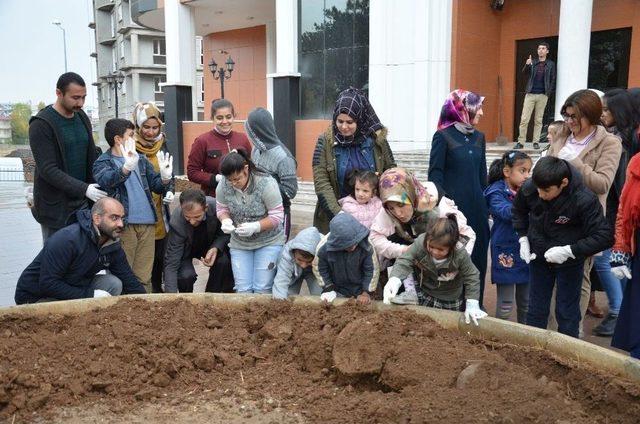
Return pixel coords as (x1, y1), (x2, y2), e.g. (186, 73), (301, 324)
(37, 101), (46, 111)
(10, 103), (32, 145)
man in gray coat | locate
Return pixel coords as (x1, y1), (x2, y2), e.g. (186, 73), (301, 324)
(163, 189), (232, 293)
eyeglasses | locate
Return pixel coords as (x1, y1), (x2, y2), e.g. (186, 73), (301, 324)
(562, 113), (578, 122)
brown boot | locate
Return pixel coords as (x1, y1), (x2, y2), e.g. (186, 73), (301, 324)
(587, 291), (604, 318)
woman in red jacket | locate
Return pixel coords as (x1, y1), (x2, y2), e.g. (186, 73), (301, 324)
(187, 99), (252, 196)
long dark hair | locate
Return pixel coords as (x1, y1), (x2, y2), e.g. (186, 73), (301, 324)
(488, 150), (532, 185)
(604, 88), (638, 153)
(219, 149), (259, 177)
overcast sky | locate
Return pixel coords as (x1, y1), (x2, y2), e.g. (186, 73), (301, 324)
(0, 0), (98, 108)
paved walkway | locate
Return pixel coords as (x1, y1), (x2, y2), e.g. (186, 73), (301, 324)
(0, 181), (41, 307)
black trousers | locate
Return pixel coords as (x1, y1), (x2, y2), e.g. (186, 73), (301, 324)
(176, 249), (234, 293)
(151, 238), (166, 293)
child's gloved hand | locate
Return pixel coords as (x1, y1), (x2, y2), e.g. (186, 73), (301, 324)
(320, 291), (337, 303)
(518, 236), (536, 263)
(383, 277), (402, 304)
(464, 299), (487, 326)
(544, 245), (575, 264)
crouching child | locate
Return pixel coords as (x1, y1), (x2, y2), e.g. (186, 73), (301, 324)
(314, 213), (379, 305)
(272, 227), (323, 299)
(385, 215), (487, 325)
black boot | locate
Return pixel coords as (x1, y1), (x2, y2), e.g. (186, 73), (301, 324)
(592, 313), (618, 337)
(514, 142), (524, 149)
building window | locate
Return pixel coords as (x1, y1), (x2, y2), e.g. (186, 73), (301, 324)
(154, 75), (166, 102)
(298, 0), (370, 119)
(119, 40), (125, 59)
(153, 39), (166, 65)
(110, 11), (116, 37)
(197, 75), (204, 103)
(106, 85), (112, 108)
(121, 76), (126, 95)
(196, 37), (204, 66)
(112, 48), (118, 72)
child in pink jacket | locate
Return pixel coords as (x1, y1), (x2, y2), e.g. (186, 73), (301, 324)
(338, 170), (383, 229)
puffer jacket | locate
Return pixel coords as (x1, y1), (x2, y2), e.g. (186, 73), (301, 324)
(338, 195), (382, 229)
(272, 227), (322, 299)
(312, 126), (395, 233)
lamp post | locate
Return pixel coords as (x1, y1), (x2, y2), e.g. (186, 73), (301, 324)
(208, 56), (235, 99)
(52, 20), (68, 73)
(105, 71), (125, 118)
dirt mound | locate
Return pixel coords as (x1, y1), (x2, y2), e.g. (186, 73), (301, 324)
(0, 298), (638, 423)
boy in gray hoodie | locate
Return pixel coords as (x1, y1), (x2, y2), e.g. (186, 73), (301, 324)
(272, 227), (323, 299)
(315, 213), (379, 304)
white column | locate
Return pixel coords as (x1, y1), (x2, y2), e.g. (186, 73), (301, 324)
(130, 33), (139, 65)
(555, 0), (593, 118)
(266, 20), (277, 113)
(132, 72), (140, 103)
(274, 0), (298, 75)
(164, 0), (197, 116)
(368, 0), (452, 151)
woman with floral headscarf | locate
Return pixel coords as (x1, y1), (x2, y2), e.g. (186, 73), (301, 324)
(312, 87), (396, 233)
(133, 102), (174, 293)
(370, 167), (476, 304)
(428, 89), (490, 307)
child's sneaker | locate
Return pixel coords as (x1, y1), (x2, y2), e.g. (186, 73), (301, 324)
(391, 290), (419, 305)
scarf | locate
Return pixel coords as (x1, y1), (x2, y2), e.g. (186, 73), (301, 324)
(378, 168), (438, 242)
(437, 89), (485, 134)
(132, 102), (167, 239)
(332, 87), (383, 146)
(616, 153), (640, 255)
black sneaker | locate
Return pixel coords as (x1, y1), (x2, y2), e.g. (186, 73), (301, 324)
(513, 142), (524, 149)
(593, 313), (618, 337)
(533, 142), (540, 149)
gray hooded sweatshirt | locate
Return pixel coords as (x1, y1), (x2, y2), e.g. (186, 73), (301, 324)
(245, 107), (298, 203)
(272, 226), (323, 299)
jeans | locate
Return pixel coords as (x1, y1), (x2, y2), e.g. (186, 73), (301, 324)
(90, 273), (123, 296)
(288, 275), (323, 296)
(231, 245), (283, 294)
(495, 283), (530, 324)
(593, 249), (623, 315)
(527, 259), (584, 338)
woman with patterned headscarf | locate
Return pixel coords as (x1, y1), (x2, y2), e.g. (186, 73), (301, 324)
(428, 89), (490, 308)
(312, 87), (396, 233)
(133, 102), (174, 293)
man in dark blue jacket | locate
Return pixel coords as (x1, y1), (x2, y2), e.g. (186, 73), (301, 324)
(15, 198), (146, 304)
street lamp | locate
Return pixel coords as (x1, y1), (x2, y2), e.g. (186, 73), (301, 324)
(208, 55), (235, 99)
(105, 71), (125, 118)
(52, 20), (68, 73)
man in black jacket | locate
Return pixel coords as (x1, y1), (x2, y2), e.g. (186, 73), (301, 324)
(15, 198), (146, 304)
(29, 72), (107, 242)
(512, 157), (613, 338)
(515, 41), (556, 150)
(163, 189), (233, 293)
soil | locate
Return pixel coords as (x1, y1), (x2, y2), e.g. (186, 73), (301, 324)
(0, 298), (639, 423)
(174, 178), (200, 193)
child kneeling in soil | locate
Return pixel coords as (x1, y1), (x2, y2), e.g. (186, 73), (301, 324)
(315, 213), (379, 305)
(272, 227), (323, 299)
(385, 215), (487, 325)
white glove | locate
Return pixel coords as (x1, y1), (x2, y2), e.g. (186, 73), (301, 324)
(85, 183), (108, 202)
(518, 236), (537, 264)
(163, 191), (174, 204)
(557, 146), (579, 161)
(320, 291), (337, 303)
(221, 218), (235, 234)
(93, 289), (111, 298)
(464, 299), (487, 326)
(544, 245), (575, 264)
(120, 137), (139, 172)
(156, 151), (173, 180)
(383, 277), (403, 305)
(611, 265), (632, 280)
(235, 221), (261, 237)
(215, 174), (222, 183)
(24, 186), (34, 208)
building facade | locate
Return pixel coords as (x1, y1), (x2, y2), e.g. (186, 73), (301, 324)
(132, 0), (640, 177)
(92, 0), (205, 145)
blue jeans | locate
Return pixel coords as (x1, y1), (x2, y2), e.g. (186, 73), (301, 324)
(593, 249), (623, 315)
(231, 245), (283, 294)
(91, 273), (123, 295)
(527, 259), (585, 338)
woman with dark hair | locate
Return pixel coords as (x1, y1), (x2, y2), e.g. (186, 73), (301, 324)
(589, 88), (640, 335)
(312, 87), (396, 233)
(547, 89), (622, 335)
(215, 150), (285, 293)
(187, 99), (252, 196)
(428, 89), (489, 307)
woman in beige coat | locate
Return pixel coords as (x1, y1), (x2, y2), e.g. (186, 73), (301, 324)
(547, 89), (622, 335)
